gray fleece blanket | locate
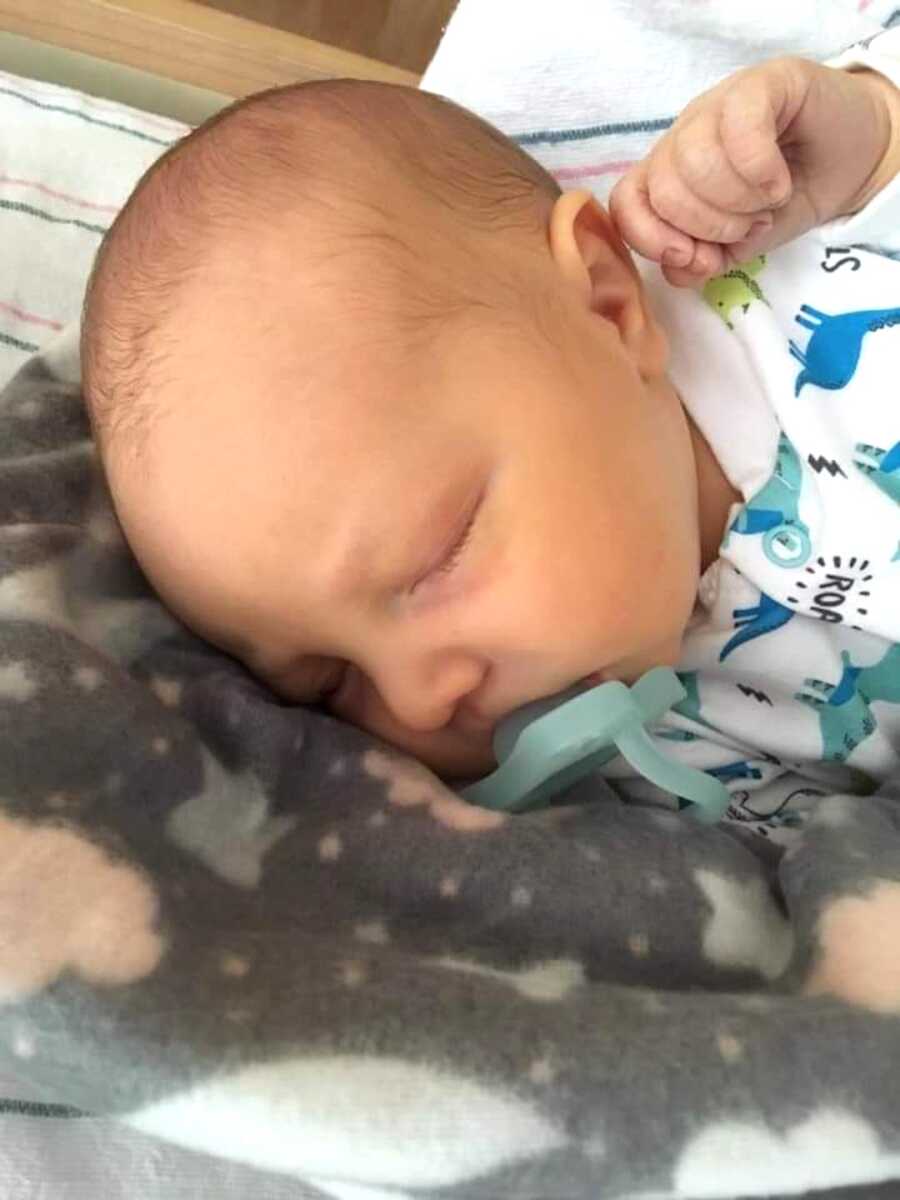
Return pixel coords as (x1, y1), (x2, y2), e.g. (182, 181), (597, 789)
(2, 325), (900, 1200)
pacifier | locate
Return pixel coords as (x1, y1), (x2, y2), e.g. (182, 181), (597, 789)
(460, 666), (729, 823)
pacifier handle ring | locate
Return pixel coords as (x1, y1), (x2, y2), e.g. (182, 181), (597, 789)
(613, 722), (730, 824)
(630, 666), (686, 724)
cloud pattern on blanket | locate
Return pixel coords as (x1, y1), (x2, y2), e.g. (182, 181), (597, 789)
(125, 1057), (569, 1186)
(2, 317), (900, 1200)
(673, 1110), (900, 1196)
(0, 813), (164, 1002)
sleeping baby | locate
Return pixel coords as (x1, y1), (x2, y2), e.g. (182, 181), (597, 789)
(80, 34), (900, 846)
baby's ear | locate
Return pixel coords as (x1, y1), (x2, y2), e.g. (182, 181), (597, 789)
(548, 189), (668, 379)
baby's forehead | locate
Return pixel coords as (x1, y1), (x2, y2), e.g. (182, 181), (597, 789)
(85, 76), (557, 464)
(144, 322), (431, 547)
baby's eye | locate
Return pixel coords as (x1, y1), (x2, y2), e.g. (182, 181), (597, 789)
(410, 507), (479, 595)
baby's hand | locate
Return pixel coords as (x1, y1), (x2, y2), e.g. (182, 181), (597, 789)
(610, 56), (900, 287)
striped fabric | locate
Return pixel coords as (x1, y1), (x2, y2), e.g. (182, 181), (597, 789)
(0, 70), (185, 386)
(424, 1), (900, 210)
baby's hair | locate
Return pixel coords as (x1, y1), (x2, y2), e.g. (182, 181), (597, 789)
(81, 79), (562, 472)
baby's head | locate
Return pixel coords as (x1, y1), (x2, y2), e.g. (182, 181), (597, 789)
(81, 80), (701, 778)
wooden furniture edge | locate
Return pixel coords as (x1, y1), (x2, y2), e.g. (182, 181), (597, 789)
(0, 0), (421, 98)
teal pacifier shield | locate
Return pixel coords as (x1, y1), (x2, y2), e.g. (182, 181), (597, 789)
(461, 667), (730, 822)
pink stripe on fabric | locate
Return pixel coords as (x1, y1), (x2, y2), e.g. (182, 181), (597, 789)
(0, 300), (63, 332)
(0, 175), (119, 214)
(0, 69), (187, 135)
(551, 160), (635, 182)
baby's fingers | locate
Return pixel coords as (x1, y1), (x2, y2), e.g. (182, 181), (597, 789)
(669, 105), (781, 218)
(609, 167), (696, 267)
(661, 240), (729, 288)
(646, 141), (770, 246)
(718, 69), (793, 205)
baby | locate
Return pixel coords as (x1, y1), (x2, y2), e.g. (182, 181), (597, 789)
(81, 38), (900, 842)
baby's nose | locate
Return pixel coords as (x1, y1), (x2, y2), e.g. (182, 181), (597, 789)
(376, 653), (486, 734)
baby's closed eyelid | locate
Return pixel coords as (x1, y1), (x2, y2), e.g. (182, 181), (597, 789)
(408, 485), (487, 598)
(410, 507), (478, 594)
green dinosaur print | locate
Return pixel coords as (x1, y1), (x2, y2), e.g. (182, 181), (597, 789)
(703, 256), (769, 331)
(795, 645), (900, 762)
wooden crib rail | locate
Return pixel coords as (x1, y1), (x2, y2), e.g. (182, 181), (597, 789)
(0, 0), (420, 98)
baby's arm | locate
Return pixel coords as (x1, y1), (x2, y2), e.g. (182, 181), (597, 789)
(611, 36), (900, 287)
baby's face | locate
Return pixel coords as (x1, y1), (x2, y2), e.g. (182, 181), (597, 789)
(116, 201), (702, 779)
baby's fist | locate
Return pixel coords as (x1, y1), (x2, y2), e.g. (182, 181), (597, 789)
(610, 56), (897, 287)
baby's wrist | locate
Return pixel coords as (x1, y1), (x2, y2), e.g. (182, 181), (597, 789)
(838, 66), (900, 217)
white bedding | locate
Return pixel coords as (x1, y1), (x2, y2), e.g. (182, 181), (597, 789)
(423, 0), (892, 205)
(0, 69), (186, 385)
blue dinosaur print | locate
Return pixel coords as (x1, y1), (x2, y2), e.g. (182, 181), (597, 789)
(728, 433), (811, 567)
(719, 591), (796, 662)
(854, 440), (900, 505)
(796, 645), (900, 762)
(790, 303), (900, 396)
(656, 728), (699, 743)
(709, 761), (764, 784)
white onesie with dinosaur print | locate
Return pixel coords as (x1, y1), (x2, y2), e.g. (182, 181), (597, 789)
(604, 30), (900, 848)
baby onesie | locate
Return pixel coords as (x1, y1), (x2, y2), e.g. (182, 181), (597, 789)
(606, 30), (900, 848)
